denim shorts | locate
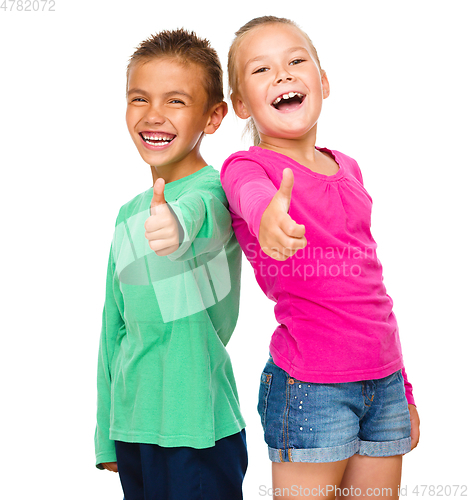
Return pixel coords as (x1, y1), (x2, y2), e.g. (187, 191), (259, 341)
(258, 356), (411, 463)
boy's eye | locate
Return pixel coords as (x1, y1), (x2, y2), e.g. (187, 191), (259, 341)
(169, 99), (185, 105)
(253, 67), (269, 74)
(131, 97), (147, 103)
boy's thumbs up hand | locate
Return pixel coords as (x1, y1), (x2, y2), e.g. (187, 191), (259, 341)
(145, 178), (180, 256)
(150, 177), (167, 214)
(259, 168), (307, 261)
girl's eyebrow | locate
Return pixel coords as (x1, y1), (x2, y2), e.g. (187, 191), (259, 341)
(244, 46), (309, 69)
(244, 55), (268, 69)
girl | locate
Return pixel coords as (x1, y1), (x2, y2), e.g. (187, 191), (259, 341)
(220, 16), (420, 499)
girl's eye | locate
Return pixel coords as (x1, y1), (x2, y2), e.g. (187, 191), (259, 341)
(253, 67), (269, 74)
(131, 97), (147, 103)
(290, 59), (305, 65)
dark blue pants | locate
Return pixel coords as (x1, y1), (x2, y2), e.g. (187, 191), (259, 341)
(115, 430), (247, 500)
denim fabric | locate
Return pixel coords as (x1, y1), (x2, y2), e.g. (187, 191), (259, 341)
(258, 357), (411, 463)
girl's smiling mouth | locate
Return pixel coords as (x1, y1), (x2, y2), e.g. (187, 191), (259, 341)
(271, 92), (305, 112)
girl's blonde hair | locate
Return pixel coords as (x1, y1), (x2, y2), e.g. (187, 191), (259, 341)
(227, 16), (322, 146)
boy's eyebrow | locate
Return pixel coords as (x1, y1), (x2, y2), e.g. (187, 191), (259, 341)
(127, 87), (150, 97)
(126, 88), (193, 101)
(163, 90), (193, 101)
(245, 46), (309, 69)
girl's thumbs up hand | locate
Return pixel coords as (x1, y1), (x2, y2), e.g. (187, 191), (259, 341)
(259, 168), (307, 261)
(275, 166), (294, 213)
(144, 178), (180, 256)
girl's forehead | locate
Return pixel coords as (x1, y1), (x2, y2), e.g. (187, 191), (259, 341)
(238, 23), (311, 59)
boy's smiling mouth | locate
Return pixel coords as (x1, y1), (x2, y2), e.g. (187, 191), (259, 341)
(271, 91), (305, 112)
(139, 131), (176, 147)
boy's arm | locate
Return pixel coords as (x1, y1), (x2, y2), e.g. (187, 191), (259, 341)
(221, 158), (306, 260)
(94, 244), (125, 469)
(145, 178), (233, 262)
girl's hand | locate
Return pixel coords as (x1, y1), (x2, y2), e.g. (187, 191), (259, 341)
(145, 178), (180, 256)
(101, 462), (118, 473)
(408, 404), (420, 450)
(259, 168), (307, 261)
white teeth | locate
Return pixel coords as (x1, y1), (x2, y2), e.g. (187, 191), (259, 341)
(142, 134), (174, 142)
(272, 92), (304, 105)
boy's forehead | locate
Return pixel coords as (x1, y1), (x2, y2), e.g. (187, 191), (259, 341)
(127, 57), (206, 96)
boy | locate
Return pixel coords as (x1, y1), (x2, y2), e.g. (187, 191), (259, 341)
(95, 29), (247, 500)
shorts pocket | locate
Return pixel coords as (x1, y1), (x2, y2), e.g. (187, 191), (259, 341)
(257, 371), (272, 430)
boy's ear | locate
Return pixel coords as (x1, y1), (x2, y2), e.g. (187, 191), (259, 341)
(204, 101), (228, 135)
(231, 93), (251, 120)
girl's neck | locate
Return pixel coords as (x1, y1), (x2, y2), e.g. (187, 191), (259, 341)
(258, 129), (320, 170)
(258, 130), (339, 176)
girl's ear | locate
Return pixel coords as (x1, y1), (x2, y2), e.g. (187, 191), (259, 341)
(204, 101), (228, 135)
(231, 93), (251, 120)
(321, 70), (330, 99)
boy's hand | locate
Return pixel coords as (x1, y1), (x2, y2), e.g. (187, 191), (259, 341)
(145, 178), (180, 256)
(101, 462), (118, 473)
(409, 404), (420, 450)
(259, 168), (307, 261)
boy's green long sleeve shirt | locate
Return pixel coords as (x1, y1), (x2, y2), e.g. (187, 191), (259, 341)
(95, 166), (245, 467)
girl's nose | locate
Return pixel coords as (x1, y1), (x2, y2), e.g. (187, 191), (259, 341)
(275, 69), (294, 85)
(276, 75), (293, 84)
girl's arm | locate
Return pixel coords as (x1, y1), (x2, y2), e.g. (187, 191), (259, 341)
(402, 366), (415, 406)
(221, 158), (306, 260)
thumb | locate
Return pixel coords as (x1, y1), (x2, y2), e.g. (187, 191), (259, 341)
(276, 168), (294, 213)
(151, 178), (166, 215)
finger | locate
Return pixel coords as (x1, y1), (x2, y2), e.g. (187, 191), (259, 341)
(411, 420), (420, 450)
(149, 238), (179, 255)
(263, 245), (301, 261)
(144, 207), (173, 232)
(262, 234), (307, 261)
(279, 216), (306, 239)
(145, 226), (176, 242)
(280, 236), (308, 256)
(145, 216), (168, 233)
(154, 244), (180, 256)
(408, 405), (420, 450)
(151, 178), (166, 215)
(275, 168), (294, 213)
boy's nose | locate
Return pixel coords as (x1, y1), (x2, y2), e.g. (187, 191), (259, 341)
(145, 107), (165, 124)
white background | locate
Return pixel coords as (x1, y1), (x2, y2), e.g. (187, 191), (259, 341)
(1, 0), (468, 498)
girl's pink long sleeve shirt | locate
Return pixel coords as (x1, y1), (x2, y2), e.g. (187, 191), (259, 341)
(220, 146), (414, 405)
